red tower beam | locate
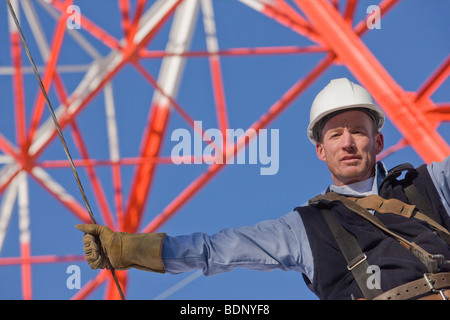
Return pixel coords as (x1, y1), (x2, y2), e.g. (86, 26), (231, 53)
(49, 0), (121, 50)
(27, 0), (72, 146)
(20, 0), (181, 234)
(139, 0), (404, 234)
(257, 0), (323, 45)
(9, 0), (182, 300)
(124, 0), (197, 234)
(295, 0), (450, 163)
(416, 55), (450, 105)
(2, 0), (448, 300)
(28, 0), (181, 162)
(142, 53), (334, 233)
(45, 58), (118, 228)
(118, 0), (131, 38)
(202, 0), (230, 141)
(10, 28), (26, 154)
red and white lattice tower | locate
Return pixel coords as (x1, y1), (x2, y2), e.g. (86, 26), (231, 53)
(0, 0), (449, 299)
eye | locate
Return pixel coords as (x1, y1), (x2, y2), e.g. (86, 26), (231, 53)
(324, 129), (343, 140)
(352, 128), (367, 135)
(328, 132), (341, 139)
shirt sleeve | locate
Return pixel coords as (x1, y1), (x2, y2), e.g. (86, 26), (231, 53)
(427, 155), (450, 216)
(161, 211), (313, 279)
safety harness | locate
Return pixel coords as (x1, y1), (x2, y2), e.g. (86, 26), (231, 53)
(309, 184), (450, 300)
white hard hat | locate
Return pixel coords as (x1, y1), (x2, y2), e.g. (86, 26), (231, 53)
(307, 78), (385, 144)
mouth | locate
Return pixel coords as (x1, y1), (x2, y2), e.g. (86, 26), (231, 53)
(341, 155), (361, 163)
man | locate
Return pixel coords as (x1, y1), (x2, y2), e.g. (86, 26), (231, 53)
(76, 78), (450, 300)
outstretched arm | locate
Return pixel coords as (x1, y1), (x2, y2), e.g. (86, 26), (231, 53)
(162, 211), (311, 277)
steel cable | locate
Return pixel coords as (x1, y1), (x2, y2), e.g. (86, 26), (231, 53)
(6, 0), (125, 300)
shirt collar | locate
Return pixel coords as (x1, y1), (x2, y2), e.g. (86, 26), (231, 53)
(329, 161), (388, 197)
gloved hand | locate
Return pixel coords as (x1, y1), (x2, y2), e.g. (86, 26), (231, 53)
(75, 224), (166, 273)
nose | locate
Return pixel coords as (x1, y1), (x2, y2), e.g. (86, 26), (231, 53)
(341, 129), (355, 150)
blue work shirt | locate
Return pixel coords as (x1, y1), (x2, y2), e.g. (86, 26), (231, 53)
(161, 157), (450, 283)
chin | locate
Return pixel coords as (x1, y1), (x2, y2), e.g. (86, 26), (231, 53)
(337, 170), (365, 184)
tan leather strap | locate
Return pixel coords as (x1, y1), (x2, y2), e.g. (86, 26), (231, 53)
(348, 195), (415, 217)
(347, 195), (450, 237)
(374, 272), (450, 300)
(418, 289), (450, 300)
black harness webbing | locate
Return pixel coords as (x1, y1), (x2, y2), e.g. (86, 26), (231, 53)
(320, 208), (383, 299)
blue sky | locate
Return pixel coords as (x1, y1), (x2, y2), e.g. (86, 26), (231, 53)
(0, 0), (449, 300)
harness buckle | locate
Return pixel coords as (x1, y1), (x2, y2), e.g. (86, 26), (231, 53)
(347, 253), (367, 271)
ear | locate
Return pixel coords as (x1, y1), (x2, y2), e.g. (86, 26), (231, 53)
(316, 142), (327, 162)
(375, 132), (384, 155)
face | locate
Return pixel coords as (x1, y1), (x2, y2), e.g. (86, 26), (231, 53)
(315, 110), (384, 186)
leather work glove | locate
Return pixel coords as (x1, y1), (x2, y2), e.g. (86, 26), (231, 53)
(75, 224), (166, 273)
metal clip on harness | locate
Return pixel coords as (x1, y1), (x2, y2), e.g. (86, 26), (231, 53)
(430, 254), (450, 273)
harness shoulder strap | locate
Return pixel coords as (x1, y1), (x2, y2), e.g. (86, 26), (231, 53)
(320, 207), (383, 299)
(404, 183), (437, 220)
(382, 163), (444, 227)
